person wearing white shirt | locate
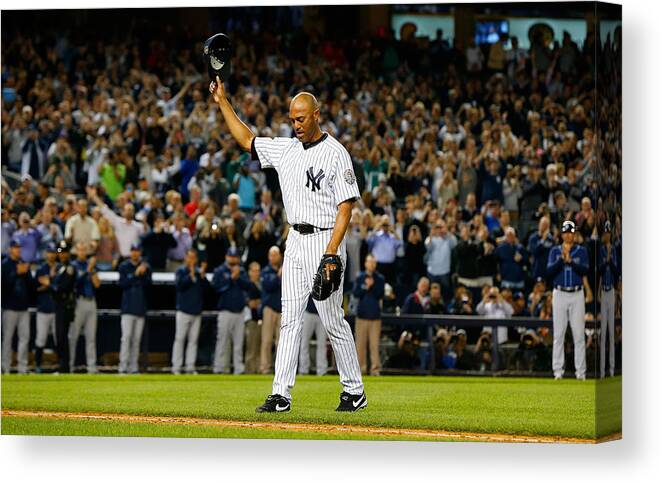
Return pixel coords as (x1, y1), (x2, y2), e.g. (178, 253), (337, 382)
(87, 187), (144, 258)
(476, 286), (514, 344)
(424, 220), (457, 303)
(199, 140), (223, 169)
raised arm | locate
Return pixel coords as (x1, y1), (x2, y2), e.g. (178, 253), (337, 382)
(210, 76), (255, 152)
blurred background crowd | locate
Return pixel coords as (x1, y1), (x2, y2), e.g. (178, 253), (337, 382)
(1, 6), (621, 374)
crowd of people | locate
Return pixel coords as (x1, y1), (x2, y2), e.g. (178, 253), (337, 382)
(1, 16), (621, 375)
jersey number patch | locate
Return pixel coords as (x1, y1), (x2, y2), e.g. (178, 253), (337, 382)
(306, 167), (325, 192)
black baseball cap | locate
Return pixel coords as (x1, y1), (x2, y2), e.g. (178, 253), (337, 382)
(9, 240), (20, 248)
(561, 220), (576, 233)
(45, 243), (57, 253)
(130, 243), (142, 252)
(203, 33), (232, 82)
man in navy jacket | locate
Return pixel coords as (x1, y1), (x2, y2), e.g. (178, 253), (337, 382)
(353, 254), (385, 376)
(1, 240), (34, 374)
(172, 248), (207, 374)
(402, 277), (430, 315)
(495, 227), (528, 290)
(212, 247), (253, 374)
(118, 243), (152, 374)
(547, 220), (589, 380)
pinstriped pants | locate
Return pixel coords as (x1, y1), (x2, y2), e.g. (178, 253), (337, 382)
(272, 229), (364, 400)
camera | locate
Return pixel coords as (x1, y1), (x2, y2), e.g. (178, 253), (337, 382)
(479, 337), (491, 350)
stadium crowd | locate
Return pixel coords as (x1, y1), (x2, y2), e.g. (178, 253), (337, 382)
(1, 19), (621, 375)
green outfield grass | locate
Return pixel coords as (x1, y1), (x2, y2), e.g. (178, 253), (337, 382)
(1, 374), (621, 441)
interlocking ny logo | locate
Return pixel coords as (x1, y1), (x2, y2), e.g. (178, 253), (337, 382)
(305, 166), (325, 192)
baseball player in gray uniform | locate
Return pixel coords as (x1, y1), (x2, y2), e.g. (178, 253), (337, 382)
(598, 221), (618, 378)
(210, 76), (366, 412)
(298, 296), (328, 376)
(547, 220), (590, 380)
(69, 241), (101, 373)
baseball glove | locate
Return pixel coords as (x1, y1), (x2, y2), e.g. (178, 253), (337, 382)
(311, 254), (343, 301)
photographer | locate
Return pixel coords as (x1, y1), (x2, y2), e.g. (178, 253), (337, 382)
(141, 213), (177, 271)
(441, 329), (475, 370)
(476, 225), (498, 289)
(366, 215), (402, 287)
(514, 329), (550, 372)
(450, 287), (474, 316)
(424, 220), (457, 304)
(453, 223), (482, 298)
(476, 286), (514, 344)
(193, 214), (226, 271)
(403, 223), (426, 295)
(385, 331), (421, 371)
(473, 331), (496, 372)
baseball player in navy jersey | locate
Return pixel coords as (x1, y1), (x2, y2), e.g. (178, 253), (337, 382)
(210, 76), (366, 412)
(547, 220), (590, 380)
(34, 243), (59, 372)
(598, 221), (618, 378)
(117, 243), (151, 374)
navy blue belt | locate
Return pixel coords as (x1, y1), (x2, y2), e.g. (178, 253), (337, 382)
(555, 286), (582, 293)
(602, 285), (614, 292)
(292, 223), (332, 235)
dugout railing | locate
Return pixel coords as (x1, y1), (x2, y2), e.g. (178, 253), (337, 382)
(11, 271), (618, 377)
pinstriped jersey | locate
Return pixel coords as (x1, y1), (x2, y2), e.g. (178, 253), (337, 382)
(252, 133), (360, 228)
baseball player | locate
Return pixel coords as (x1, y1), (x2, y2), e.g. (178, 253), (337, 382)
(244, 261), (263, 373)
(598, 221), (618, 378)
(260, 246), (282, 374)
(118, 243), (152, 374)
(298, 296), (328, 376)
(52, 240), (76, 373)
(547, 220), (589, 380)
(210, 77), (366, 412)
(172, 248), (207, 375)
(34, 243), (59, 372)
(211, 247), (252, 374)
(1, 240), (33, 374)
(69, 241), (101, 373)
